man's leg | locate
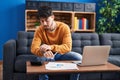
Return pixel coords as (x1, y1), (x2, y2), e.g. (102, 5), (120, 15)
(55, 51), (82, 61)
(37, 51), (82, 80)
(36, 57), (55, 80)
(70, 73), (80, 80)
(38, 75), (49, 80)
(54, 51), (82, 80)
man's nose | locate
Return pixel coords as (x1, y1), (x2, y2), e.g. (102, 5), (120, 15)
(43, 21), (47, 25)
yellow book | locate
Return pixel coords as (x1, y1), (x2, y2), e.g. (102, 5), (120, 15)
(74, 17), (78, 30)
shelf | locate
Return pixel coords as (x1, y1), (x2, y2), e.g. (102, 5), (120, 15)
(72, 29), (95, 32)
(25, 10), (96, 32)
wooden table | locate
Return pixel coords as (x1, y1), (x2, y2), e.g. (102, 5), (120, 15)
(27, 61), (120, 80)
(27, 61), (120, 74)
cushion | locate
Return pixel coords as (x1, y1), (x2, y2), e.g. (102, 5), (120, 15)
(17, 31), (34, 55)
(71, 33), (100, 54)
(100, 33), (120, 55)
(15, 55), (38, 72)
(108, 55), (120, 66)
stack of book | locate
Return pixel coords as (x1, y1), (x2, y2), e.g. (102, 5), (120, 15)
(74, 17), (89, 30)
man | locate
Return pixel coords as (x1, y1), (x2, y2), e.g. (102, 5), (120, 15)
(31, 6), (82, 80)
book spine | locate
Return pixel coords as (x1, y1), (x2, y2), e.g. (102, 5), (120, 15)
(74, 17), (78, 30)
(79, 19), (82, 29)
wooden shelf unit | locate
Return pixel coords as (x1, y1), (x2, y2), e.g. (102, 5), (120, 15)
(25, 10), (96, 32)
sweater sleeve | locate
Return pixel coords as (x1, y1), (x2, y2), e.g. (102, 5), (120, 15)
(31, 29), (43, 57)
(50, 24), (72, 54)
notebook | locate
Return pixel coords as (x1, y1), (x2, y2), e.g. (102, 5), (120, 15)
(72, 46), (111, 66)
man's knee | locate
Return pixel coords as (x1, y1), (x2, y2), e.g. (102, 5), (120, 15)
(61, 51), (82, 60)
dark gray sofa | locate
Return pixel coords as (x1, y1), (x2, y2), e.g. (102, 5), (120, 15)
(3, 31), (120, 80)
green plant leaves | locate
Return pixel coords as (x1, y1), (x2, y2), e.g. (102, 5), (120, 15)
(97, 0), (120, 33)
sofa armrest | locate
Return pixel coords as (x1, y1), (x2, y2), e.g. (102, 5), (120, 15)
(3, 39), (16, 80)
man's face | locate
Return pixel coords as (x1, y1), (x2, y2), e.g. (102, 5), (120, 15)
(40, 15), (54, 30)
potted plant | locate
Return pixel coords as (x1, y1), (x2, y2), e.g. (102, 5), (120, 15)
(96, 0), (120, 33)
(34, 22), (40, 28)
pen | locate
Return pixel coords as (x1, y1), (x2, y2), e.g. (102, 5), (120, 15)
(50, 52), (57, 60)
(54, 52), (57, 57)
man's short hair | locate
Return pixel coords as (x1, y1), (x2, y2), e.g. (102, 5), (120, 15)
(38, 6), (53, 18)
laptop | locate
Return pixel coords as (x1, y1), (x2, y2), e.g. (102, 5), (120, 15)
(72, 46), (111, 66)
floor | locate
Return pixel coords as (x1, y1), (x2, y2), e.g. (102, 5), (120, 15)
(0, 63), (2, 80)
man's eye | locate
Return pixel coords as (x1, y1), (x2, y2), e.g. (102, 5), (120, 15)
(41, 20), (44, 23)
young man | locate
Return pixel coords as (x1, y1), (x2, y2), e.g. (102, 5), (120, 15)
(31, 6), (82, 80)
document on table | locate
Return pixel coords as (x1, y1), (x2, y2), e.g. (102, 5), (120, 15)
(45, 62), (79, 70)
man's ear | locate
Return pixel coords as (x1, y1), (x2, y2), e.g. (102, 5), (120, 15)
(51, 15), (55, 19)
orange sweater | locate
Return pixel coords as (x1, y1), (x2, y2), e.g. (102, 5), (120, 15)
(31, 21), (72, 57)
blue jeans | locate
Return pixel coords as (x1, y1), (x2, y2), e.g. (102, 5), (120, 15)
(37, 51), (82, 80)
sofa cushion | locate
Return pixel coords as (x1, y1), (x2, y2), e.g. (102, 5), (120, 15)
(108, 55), (120, 66)
(71, 33), (100, 54)
(17, 31), (34, 55)
(100, 33), (120, 55)
(15, 55), (38, 72)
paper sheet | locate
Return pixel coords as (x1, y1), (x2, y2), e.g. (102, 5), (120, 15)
(45, 62), (79, 70)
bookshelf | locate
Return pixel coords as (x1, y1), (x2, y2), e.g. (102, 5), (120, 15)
(25, 10), (96, 32)
(73, 12), (96, 32)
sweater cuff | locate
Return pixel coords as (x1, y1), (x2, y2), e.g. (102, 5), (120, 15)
(50, 45), (54, 51)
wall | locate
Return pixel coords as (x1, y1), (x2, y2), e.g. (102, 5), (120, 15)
(0, 0), (97, 60)
(39, 0), (96, 2)
(0, 0), (25, 60)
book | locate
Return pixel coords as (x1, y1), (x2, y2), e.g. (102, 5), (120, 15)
(79, 19), (82, 29)
(81, 18), (89, 30)
(74, 17), (78, 30)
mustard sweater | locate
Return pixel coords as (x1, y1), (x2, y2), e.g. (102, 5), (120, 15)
(31, 21), (72, 57)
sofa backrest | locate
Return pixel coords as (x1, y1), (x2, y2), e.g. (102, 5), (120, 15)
(72, 33), (100, 54)
(100, 33), (120, 55)
(17, 31), (34, 55)
(18, 31), (120, 55)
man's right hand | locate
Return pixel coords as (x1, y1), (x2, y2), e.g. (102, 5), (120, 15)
(40, 44), (51, 53)
(43, 50), (54, 59)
